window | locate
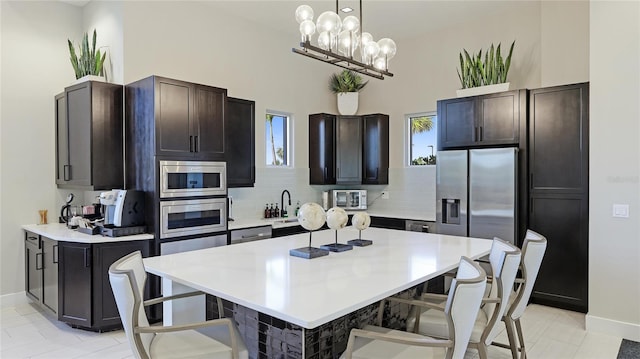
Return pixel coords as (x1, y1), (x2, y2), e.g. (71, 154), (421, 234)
(407, 112), (437, 166)
(265, 111), (290, 166)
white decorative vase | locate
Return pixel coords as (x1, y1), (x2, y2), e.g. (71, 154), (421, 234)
(73, 75), (105, 84)
(337, 92), (359, 115)
(456, 82), (510, 98)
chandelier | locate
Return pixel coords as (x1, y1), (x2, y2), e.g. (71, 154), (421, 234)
(291, 1), (396, 80)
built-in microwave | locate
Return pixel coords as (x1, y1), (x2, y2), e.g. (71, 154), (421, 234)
(332, 190), (367, 210)
(159, 198), (227, 239)
(159, 160), (226, 198)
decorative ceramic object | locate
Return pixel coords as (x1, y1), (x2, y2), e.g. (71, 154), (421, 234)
(337, 92), (359, 115)
(297, 202), (326, 231)
(326, 207), (348, 230)
(352, 212), (371, 231)
(73, 75), (105, 84)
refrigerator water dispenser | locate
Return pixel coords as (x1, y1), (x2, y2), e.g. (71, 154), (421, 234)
(442, 199), (460, 224)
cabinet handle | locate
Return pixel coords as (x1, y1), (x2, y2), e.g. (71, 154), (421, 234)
(194, 136), (199, 152)
(63, 165), (71, 181)
(480, 126), (483, 141)
(35, 253), (43, 270)
(84, 248), (91, 268)
(53, 244), (59, 264)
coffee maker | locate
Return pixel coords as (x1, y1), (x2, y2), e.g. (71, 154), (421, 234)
(99, 190), (145, 227)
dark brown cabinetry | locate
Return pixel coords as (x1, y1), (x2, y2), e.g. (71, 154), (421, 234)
(362, 114), (389, 184)
(336, 116), (362, 184)
(24, 232), (58, 315)
(309, 113), (337, 185)
(127, 76), (226, 161)
(438, 90), (524, 149)
(226, 97), (255, 187)
(528, 82), (589, 313)
(309, 113), (389, 185)
(55, 81), (123, 189)
(58, 240), (151, 331)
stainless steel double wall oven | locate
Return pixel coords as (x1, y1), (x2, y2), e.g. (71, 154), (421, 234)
(158, 160), (228, 253)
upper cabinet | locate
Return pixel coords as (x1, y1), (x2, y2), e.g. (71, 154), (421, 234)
(55, 81), (123, 190)
(362, 114), (389, 185)
(309, 113), (389, 185)
(336, 116), (362, 184)
(438, 90), (524, 150)
(126, 76), (226, 161)
(309, 113), (336, 185)
(226, 97), (255, 187)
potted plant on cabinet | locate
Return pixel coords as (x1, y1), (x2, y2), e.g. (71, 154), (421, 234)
(456, 41), (515, 97)
(329, 70), (368, 115)
(67, 29), (107, 83)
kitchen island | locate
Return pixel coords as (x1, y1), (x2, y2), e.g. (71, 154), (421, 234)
(143, 227), (492, 358)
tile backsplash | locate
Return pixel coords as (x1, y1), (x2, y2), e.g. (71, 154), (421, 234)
(230, 166), (436, 221)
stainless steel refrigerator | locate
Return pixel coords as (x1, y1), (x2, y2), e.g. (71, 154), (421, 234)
(436, 148), (518, 244)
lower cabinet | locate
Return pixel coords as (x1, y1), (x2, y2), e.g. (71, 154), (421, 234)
(24, 232), (58, 315)
(58, 240), (151, 331)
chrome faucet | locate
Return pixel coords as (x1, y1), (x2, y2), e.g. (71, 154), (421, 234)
(281, 190), (291, 217)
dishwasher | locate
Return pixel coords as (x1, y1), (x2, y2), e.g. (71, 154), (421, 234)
(229, 225), (272, 245)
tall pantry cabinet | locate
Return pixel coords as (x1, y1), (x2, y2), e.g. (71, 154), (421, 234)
(528, 82), (589, 313)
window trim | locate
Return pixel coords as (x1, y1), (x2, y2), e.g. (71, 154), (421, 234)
(265, 109), (293, 167)
(405, 111), (437, 167)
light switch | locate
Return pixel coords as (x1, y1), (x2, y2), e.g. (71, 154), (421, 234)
(612, 204), (630, 218)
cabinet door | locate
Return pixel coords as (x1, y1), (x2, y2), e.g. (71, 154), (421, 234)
(66, 83), (92, 186)
(477, 91), (519, 145)
(58, 242), (92, 326)
(309, 113), (336, 184)
(24, 232), (42, 302)
(93, 241), (150, 331)
(41, 237), (58, 315)
(438, 97), (476, 149)
(528, 83), (589, 312)
(362, 114), (389, 184)
(226, 97), (255, 187)
(55, 93), (68, 184)
(157, 78), (193, 157)
(336, 116), (362, 184)
(194, 85), (226, 160)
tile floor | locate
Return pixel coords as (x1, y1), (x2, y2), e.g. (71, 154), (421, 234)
(0, 302), (623, 359)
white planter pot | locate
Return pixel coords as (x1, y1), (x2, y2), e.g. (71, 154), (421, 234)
(337, 92), (359, 115)
(73, 75), (105, 84)
(456, 82), (510, 98)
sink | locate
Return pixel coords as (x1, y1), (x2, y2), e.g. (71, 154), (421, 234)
(272, 218), (298, 224)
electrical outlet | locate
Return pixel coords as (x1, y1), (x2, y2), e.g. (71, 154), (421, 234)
(381, 191), (389, 200)
(612, 204), (629, 218)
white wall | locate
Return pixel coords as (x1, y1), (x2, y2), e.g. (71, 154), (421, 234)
(0, 1), (83, 302)
(82, 1), (124, 84)
(540, 1), (590, 87)
(587, 0), (640, 341)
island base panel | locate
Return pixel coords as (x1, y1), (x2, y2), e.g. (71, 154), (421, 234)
(205, 284), (423, 359)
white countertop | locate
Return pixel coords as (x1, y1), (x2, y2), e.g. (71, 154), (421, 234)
(143, 227), (492, 329)
(22, 223), (154, 244)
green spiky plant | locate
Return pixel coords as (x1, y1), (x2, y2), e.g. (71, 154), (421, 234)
(67, 29), (107, 80)
(457, 41), (515, 89)
(329, 70), (368, 93)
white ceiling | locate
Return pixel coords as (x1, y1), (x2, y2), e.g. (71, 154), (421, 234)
(63, 1), (528, 42)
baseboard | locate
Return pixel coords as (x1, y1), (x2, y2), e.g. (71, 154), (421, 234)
(586, 314), (640, 341)
(0, 291), (30, 309)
